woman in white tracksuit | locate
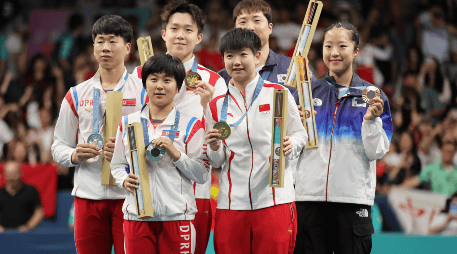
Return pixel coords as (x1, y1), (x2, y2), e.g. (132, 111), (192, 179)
(205, 28), (307, 254)
(111, 53), (209, 254)
(293, 21), (393, 254)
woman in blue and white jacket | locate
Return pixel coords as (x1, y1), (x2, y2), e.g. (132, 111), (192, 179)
(294, 21), (393, 254)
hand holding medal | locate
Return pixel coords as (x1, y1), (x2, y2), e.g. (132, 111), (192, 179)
(185, 72), (202, 90)
(71, 142), (102, 164)
(205, 128), (222, 151)
(146, 137), (181, 162)
(363, 87), (384, 121)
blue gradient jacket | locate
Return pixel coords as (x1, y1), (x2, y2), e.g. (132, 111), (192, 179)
(218, 49), (295, 94)
(295, 74), (393, 206)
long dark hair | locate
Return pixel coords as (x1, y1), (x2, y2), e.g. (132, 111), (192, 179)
(425, 58), (444, 93)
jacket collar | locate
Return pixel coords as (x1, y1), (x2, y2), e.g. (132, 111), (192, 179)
(228, 72), (260, 106)
(140, 103), (178, 126)
(324, 73), (365, 88)
(92, 68), (128, 91)
(260, 49), (278, 71)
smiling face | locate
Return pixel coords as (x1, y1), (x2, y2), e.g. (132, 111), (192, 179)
(235, 11), (272, 47)
(224, 47), (260, 87)
(93, 34), (130, 70)
(161, 12), (203, 63)
(323, 27), (358, 77)
(145, 72), (179, 108)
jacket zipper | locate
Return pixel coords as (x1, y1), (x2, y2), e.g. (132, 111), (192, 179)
(326, 99), (340, 201)
(241, 91), (255, 209)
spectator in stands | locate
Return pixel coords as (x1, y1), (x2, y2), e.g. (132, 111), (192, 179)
(0, 161), (44, 232)
(386, 131), (421, 185)
(429, 192), (457, 235)
(271, 7), (301, 51)
(404, 45), (423, 73)
(402, 135), (457, 196)
(53, 13), (85, 72)
(393, 71), (424, 132)
(416, 5), (457, 63)
(416, 59), (447, 124)
(417, 120), (442, 169)
(0, 97), (15, 161)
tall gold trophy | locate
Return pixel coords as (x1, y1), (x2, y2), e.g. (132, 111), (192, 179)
(285, 0), (322, 149)
(137, 36), (154, 66)
(101, 91), (123, 186)
(269, 90), (288, 188)
(126, 122), (154, 219)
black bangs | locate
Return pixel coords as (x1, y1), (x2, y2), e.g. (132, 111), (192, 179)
(141, 53), (186, 91)
(219, 28), (261, 56)
(92, 15), (133, 44)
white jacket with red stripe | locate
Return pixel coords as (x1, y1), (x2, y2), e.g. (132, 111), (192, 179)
(132, 55), (227, 199)
(207, 73), (307, 210)
(110, 105), (210, 221)
(52, 69), (147, 200)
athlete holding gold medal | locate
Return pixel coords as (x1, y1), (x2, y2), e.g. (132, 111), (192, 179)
(205, 28), (306, 254)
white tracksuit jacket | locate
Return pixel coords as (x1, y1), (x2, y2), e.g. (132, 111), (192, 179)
(294, 74), (393, 206)
(110, 105), (210, 221)
(133, 55), (227, 200)
(207, 73), (307, 210)
(52, 69), (146, 200)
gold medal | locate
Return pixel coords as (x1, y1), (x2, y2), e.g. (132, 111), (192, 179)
(185, 72), (202, 90)
(214, 122), (231, 140)
(362, 86), (381, 104)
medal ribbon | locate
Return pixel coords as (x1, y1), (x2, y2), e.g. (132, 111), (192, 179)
(220, 76), (264, 127)
(141, 107), (180, 147)
(186, 59), (198, 74)
(325, 80), (373, 103)
(92, 71), (129, 134)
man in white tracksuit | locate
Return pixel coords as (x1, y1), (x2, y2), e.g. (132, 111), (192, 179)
(52, 15), (145, 254)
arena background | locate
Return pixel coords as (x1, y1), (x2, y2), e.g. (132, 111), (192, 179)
(0, 0), (456, 253)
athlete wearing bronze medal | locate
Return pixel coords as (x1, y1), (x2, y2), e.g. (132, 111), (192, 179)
(293, 22), (393, 254)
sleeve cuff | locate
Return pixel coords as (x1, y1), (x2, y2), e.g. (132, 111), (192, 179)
(363, 117), (381, 125)
(117, 173), (128, 189)
(68, 149), (78, 167)
(173, 152), (187, 168)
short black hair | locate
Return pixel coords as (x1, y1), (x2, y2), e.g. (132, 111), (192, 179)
(141, 53), (185, 91)
(161, 0), (206, 34)
(324, 21), (359, 50)
(233, 0), (272, 24)
(92, 15), (133, 44)
(219, 28), (261, 56)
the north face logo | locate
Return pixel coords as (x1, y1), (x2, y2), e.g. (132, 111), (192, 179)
(356, 209), (369, 218)
(313, 98), (322, 107)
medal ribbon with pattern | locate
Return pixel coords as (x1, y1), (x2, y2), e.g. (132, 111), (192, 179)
(140, 104), (180, 160)
(325, 79), (380, 104)
(216, 76), (264, 139)
(88, 72), (129, 149)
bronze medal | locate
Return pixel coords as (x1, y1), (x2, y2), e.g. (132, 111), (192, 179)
(362, 86), (381, 104)
(185, 72), (202, 90)
(214, 122), (231, 140)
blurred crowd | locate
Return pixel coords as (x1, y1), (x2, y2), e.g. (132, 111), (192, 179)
(0, 0), (456, 213)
